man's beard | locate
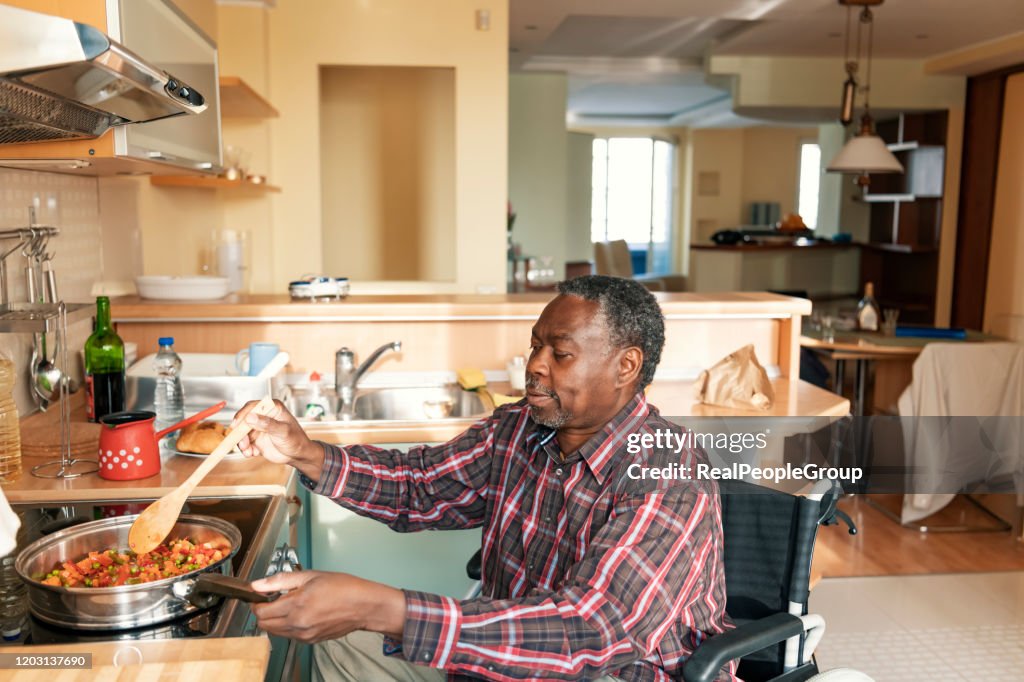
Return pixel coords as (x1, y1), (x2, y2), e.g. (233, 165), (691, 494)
(525, 375), (573, 429)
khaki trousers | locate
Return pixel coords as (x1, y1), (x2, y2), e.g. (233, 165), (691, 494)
(313, 630), (624, 682)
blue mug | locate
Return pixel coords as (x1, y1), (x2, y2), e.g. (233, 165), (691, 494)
(236, 342), (280, 376)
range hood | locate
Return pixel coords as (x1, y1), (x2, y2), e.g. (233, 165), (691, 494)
(0, 3), (207, 145)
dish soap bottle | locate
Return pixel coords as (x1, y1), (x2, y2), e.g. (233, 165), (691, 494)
(857, 282), (881, 331)
(303, 372), (329, 420)
(84, 296), (125, 422)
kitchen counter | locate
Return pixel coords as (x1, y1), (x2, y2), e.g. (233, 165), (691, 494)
(5, 376), (847, 504)
(4, 450), (293, 504)
(110, 292), (812, 320)
(302, 377), (849, 445)
(3, 636), (269, 681)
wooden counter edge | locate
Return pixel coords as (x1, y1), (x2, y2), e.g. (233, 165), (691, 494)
(3, 636), (270, 678)
(110, 292), (812, 320)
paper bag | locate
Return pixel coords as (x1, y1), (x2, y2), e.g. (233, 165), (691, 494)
(694, 344), (774, 410)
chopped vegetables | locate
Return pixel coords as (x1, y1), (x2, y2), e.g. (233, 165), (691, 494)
(38, 538), (229, 588)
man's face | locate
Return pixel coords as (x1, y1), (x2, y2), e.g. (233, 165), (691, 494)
(525, 295), (628, 430)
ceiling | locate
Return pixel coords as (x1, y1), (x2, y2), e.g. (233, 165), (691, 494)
(510, 0), (1024, 127)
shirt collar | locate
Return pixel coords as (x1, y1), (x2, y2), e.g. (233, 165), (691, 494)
(531, 392), (650, 485)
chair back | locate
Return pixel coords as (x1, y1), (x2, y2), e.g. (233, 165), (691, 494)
(593, 240), (634, 277)
(719, 479), (827, 681)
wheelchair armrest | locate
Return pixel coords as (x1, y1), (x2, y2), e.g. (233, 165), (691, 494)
(466, 549), (482, 580)
(682, 612), (806, 682)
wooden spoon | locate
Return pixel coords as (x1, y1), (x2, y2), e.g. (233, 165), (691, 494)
(128, 396), (276, 555)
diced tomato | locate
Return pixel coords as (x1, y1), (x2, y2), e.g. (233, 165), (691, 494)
(89, 551), (114, 567)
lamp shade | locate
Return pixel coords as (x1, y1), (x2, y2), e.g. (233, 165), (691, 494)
(827, 133), (904, 174)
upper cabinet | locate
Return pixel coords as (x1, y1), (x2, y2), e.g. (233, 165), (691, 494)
(0, 0), (222, 176)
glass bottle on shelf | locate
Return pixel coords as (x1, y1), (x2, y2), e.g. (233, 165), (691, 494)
(84, 296), (125, 422)
(857, 282), (881, 332)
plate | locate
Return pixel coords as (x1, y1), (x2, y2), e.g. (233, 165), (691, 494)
(160, 436), (245, 460)
(136, 276), (231, 300)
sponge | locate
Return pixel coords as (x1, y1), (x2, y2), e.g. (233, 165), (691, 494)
(456, 368), (487, 391)
(456, 368), (519, 409)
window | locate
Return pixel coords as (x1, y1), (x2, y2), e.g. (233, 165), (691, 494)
(797, 142), (821, 230)
(591, 137), (675, 274)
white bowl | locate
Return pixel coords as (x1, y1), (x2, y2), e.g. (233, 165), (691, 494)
(135, 276), (231, 301)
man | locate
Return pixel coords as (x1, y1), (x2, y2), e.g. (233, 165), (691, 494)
(236, 275), (736, 681)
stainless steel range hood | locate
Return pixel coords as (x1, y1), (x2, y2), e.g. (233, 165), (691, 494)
(0, 3), (207, 145)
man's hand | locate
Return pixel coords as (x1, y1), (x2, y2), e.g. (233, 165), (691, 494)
(250, 570), (407, 644)
(231, 400), (325, 482)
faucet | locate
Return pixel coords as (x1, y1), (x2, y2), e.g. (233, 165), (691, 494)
(335, 340), (402, 418)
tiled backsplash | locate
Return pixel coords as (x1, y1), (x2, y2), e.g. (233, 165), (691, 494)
(0, 169), (103, 417)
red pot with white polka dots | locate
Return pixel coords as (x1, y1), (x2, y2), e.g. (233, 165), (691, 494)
(97, 401), (226, 481)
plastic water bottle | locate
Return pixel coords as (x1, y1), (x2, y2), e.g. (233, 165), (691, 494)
(153, 337), (185, 434)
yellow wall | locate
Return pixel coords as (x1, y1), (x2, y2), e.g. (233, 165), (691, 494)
(740, 127), (817, 219)
(687, 128), (745, 245)
(320, 66), (455, 282)
(983, 72), (1024, 340)
(262, 0), (508, 293)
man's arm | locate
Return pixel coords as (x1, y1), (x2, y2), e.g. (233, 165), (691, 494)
(399, 487), (730, 680)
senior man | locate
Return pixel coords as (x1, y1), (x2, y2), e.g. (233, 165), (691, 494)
(235, 275), (736, 682)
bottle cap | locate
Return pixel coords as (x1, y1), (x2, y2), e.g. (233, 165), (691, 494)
(310, 371), (321, 382)
(158, 337), (174, 346)
(2, 625), (21, 641)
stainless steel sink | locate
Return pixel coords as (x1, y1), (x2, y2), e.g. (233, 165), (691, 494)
(352, 385), (489, 421)
(283, 383), (489, 422)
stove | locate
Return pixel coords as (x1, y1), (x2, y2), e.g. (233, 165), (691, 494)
(8, 495), (299, 680)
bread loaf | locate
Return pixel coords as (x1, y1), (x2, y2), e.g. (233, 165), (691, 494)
(176, 421), (227, 454)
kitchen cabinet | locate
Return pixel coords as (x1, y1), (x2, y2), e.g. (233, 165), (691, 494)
(859, 111), (948, 324)
(309, 443), (482, 599)
(0, 0), (220, 177)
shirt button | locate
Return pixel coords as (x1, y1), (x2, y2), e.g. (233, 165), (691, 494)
(555, 468), (563, 477)
(423, 653), (431, 660)
(544, 516), (552, 523)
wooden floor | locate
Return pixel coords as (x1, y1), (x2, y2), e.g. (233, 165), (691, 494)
(813, 494), (1024, 581)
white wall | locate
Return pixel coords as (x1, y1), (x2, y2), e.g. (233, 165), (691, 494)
(508, 73), (570, 280)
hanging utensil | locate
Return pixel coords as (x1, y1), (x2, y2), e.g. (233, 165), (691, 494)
(128, 396), (276, 555)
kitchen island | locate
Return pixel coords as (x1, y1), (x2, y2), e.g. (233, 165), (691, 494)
(110, 292), (841, 408)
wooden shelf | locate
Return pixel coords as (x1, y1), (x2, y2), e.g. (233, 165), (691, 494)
(149, 175), (281, 192)
(219, 76), (279, 119)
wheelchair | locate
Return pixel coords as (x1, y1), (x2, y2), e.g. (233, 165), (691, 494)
(464, 477), (862, 682)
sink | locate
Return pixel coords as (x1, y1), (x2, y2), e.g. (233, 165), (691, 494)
(352, 385), (489, 421)
(283, 383), (490, 422)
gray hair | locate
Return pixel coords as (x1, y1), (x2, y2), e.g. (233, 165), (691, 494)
(556, 275), (665, 389)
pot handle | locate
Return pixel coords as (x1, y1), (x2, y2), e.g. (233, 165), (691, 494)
(188, 573), (281, 607)
(154, 401), (227, 440)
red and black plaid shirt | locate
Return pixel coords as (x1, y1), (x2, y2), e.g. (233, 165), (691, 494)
(304, 393), (737, 681)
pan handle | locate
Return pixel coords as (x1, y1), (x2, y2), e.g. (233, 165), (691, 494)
(154, 400), (227, 440)
(185, 572), (281, 608)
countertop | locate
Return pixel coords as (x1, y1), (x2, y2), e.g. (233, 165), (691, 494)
(303, 377), (850, 445)
(3, 636), (269, 681)
(5, 378), (847, 504)
(691, 241), (856, 251)
(110, 292), (812, 320)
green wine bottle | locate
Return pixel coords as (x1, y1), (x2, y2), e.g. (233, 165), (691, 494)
(84, 296), (125, 422)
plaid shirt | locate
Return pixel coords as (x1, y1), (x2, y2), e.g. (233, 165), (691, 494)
(304, 393), (737, 682)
